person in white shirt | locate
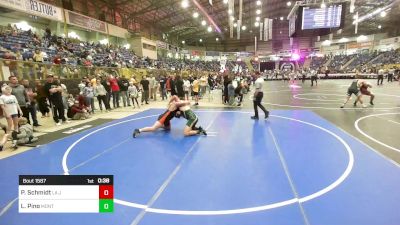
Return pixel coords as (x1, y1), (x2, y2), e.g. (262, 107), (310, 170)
(183, 78), (191, 100)
(377, 67), (384, 86)
(128, 82), (140, 108)
(94, 80), (111, 111)
(148, 75), (157, 101)
(0, 85), (23, 149)
(251, 73), (269, 120)
(311, 69), (318, 86)
(388, 67), (395, 82)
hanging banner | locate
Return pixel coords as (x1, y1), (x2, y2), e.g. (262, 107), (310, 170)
(268, 19), (273, 40)
(379, 37), (400, 45)
(264, 18), (268, 41)
(65, 10), (108, 33)
(206, 51), (219, 56)
(237, 20), (241, 40)
(259, 22), (263, 41)
(156, 41), (168, 50)
(0, 0), (63, 21)
(229, 0), (234, 38)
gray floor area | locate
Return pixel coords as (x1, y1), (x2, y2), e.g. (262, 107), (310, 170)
(236, 79), (400, 164)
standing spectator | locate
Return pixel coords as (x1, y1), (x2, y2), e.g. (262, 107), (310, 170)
(8, 76), (29, 123)
(83, 82), (95, 113)
(148, 75), (155, 100)
(388, 67), (395, 82)
(152, 77), (159, 101)
(78, 78), (87, 93)
(377, 67), (384, 86)
(192, 77), (199, 106)
(251, 73), (269, 120)
(151, 76), (158, 101)
(128, 82), (140, 108)
(22, 79), (40, 127)
(175, 75), (185, 100)
(140, 76), (150, 105)
(118, 76), (130, 107)
(200, 75), (207, 97)
(159, 75), (167, 100)
(94, 80), (110, 112)
(208, 74), (214, 90)
(109, 75), (120, 108)
(310, 69), (318, 87)
(223, 76), (230, 104)
(166, 74), (172, 96)
(170, 75), (177, 96)
(183, 77), (191, 100)
(58, 79), (69, 113)
(228, 80), (235, 105)
(44, 74), (68, 126)
(101, 75), (112, 108)
(90, 75), (98, 87)
(0, 85), (23, 149)
(130, 75), (137, 84)
(34, 80), (50, 118)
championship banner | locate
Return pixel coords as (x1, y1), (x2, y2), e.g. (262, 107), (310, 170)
(65, 10), (108, 34)
(0, 0), (63, 21)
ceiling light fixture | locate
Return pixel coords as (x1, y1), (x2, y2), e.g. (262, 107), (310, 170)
(321, 1), (326, 9)
(181, 0), (189, 8)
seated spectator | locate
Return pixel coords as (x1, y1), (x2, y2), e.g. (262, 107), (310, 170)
(69, 100), (90, 120)
(16, 117), (38, 145)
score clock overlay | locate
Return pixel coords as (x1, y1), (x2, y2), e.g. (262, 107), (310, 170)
(18, 175), (114, 213)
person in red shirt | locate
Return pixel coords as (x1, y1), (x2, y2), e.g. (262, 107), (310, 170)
(70, 101), (89, 120)
(108, 75), (120, 108)
(76, 94), (89, 110)
(53, 55), (61, 65)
